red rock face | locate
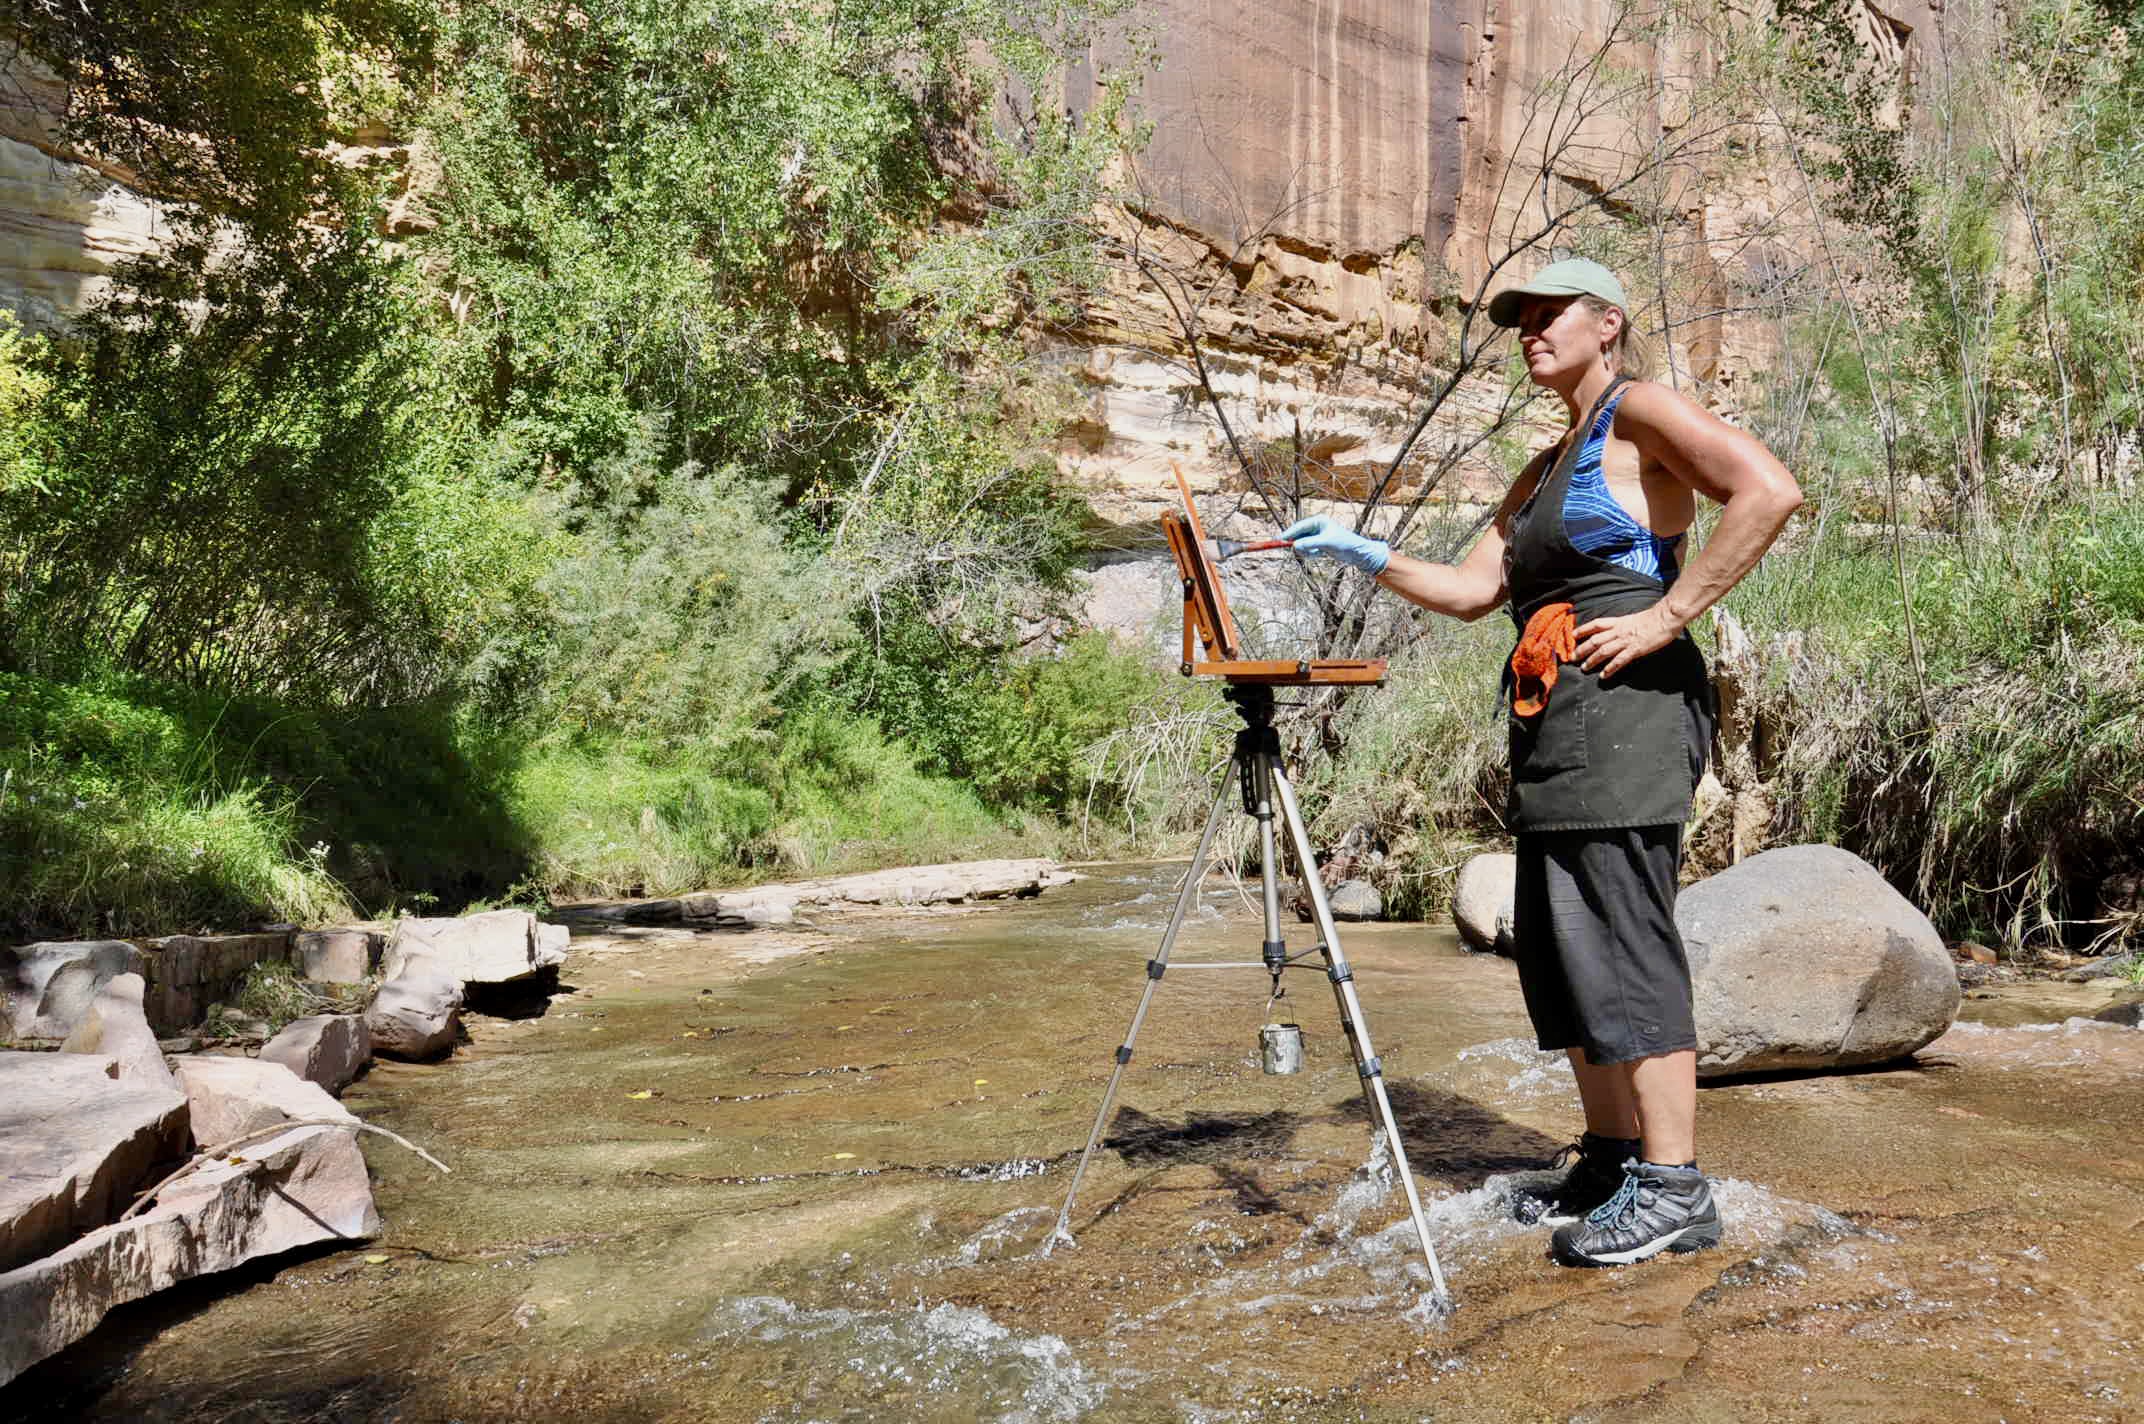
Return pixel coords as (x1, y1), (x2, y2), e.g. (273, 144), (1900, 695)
(1078, 0), (1465, 260)
(1061, 0), (1938, 534)
(0, 5), (1936, 527)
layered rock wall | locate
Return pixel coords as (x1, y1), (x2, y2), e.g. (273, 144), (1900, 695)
(0, 3), (1934, 551)
(1066, 2), (1932, 521)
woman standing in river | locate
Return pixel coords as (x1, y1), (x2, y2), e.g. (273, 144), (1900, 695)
(1283, 258), (1803, 1267)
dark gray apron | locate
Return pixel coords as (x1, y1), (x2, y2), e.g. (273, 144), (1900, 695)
(1500, 377), (1714, 832)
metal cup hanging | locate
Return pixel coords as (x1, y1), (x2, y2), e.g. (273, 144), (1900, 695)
(1260, 1022), (1304, 1075)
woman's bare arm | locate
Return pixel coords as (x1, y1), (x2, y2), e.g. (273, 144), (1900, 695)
(1572, 383), (1803, 676)
(1374, 449), (1554, 622)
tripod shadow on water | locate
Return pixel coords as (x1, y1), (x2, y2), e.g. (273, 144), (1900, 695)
(1098, 1086), (1565, 1197)
(1102, 1103), (1305, 1166)
(1379, 1080), (1569, 1186)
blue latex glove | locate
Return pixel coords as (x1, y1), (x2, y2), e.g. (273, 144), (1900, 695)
(1280, 516), (1390, 576)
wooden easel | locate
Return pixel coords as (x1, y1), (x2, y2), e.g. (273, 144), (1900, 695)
(1159, 463), (1387, 686)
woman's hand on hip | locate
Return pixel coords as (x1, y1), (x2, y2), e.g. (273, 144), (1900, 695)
(1574, 603), (1682, 678)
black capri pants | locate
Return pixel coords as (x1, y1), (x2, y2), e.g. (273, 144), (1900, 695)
(1512, 825), (1696, 1066)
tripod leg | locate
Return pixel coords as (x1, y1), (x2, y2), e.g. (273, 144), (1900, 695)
(1268, 760), (1451, 1300)
(1047, 759), (1239, 1251)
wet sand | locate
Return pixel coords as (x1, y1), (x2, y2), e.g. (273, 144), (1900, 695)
(10, 864), (2143, 1422)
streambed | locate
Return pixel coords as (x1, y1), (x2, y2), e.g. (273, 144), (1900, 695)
(12, 864), (2143, 1422)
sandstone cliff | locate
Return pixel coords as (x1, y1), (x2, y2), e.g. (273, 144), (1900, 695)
(0, 1), (1932, 543)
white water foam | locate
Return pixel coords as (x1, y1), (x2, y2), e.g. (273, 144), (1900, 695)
(713, 1295), (1116, 1422)
(1453, 1037), (1576, 1099)
(958, 1205), (1062, 1263)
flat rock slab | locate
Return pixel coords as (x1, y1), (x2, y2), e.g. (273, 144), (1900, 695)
(0, 1114), (380, 1385)
(677, 859), (1079, 927)
(0, 1052), (188, 1273)
(1682, 844), (1961, 1079)
(175, 1055), (357, 1148)
(259, 1014), (371, 1095)
(58, 973), (176, 1092)
(0, 940), (146, 1040)
(380, 910), (567, 985)
(555, 898), (685, 926)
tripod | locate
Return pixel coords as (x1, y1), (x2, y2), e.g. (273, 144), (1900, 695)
(1049, 682), (1449, 1299)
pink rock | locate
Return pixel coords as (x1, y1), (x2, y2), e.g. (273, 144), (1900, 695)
(0, 1051), (187, 1274)
(364, 972), (463, 1061)
(381, 910), (566, 984)
(0, 1108), (380, 1385)
(58, 973), (177, 1092)
(259, 1014), (371, 1096)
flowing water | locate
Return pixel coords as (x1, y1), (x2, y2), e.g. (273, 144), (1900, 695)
(12, 865), (2144, 1422)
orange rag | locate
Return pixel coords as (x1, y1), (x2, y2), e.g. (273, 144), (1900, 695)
(1510, 602), (1576, 718)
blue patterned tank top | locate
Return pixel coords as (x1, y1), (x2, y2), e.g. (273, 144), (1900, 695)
(1563, 387), (1682, 583)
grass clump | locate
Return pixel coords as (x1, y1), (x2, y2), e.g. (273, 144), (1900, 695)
(1733, 498), (2144, 953)
(1297, 616), (1514, 920)
(227, 960), (366, 1037)
(0, 675), (353, 937)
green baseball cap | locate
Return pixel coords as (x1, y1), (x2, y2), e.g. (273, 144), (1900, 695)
(1486, 257), (1629, 328)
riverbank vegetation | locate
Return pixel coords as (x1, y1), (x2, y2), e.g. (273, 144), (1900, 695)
(0, 0), (1148, 936)
(3, 0), (2139, 959)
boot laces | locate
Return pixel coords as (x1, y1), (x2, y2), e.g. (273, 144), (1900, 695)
(1585, 1169), (1645, 1228)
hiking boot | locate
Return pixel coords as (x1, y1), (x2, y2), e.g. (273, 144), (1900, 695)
(1510, 1132), (1640, 1225)
(1550, 1160), (1722, 1267)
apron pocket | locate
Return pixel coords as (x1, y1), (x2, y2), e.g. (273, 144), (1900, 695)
(1510, 679), (1589, 778)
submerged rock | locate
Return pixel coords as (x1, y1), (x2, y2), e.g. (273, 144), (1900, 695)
(0, 1051), (188, 1274)
(365, 971), (464, 1061)
(1453, 853), (1517, 956)
(1680, 845), (1961, 1078)
(380, 910), (567, 985)
(58, 973), (177, 1092)
(260, 1013), (372, 1095)
(678, 859), (1078, 926)
(2093, 997), (2144, 1028)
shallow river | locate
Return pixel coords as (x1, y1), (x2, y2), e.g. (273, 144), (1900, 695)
(12, 864), (2144, 1422)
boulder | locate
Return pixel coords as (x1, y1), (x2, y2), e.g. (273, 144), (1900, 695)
(380, 910), (567, 985)
(134, 932), (294, 1034)
(0, 1051), (188, 1273)
(1328, 878), (1384, 922)
(364, 971), (463, 1061)
(58, 973), (176, 1091)
(0, 1105), (380, 1385)
(1680, 845), (1961, 1079)
(259, 1014), (372, 1095)
(0, 940), (146, 1040)
(292, 928), (376, 983)
(1453, 854), (1517, 956)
